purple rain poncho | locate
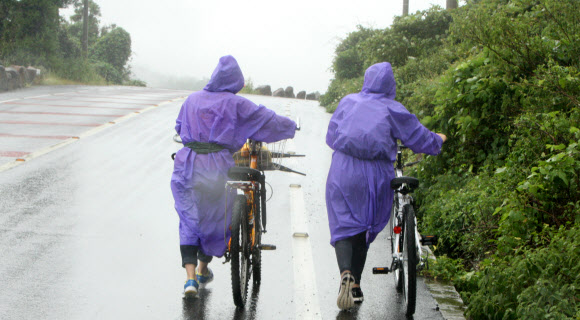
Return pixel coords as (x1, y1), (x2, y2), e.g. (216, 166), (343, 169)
(325, 62), (443, 246)
(171, 55), (296, 257)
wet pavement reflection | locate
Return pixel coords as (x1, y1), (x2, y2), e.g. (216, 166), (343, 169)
(0, 87), (447, 320)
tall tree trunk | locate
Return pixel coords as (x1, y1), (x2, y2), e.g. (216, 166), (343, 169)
(81, 0), (89, 59)
(446, 0), (458, 10)
(403, 0), (409, 16)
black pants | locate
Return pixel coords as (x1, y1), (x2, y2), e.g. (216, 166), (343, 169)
(334, 232), (368, 285)
(180, 245), (213, 268)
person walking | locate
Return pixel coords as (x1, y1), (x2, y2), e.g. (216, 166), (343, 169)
(325, 61), (447, 309)
(171, 55), (297, 298)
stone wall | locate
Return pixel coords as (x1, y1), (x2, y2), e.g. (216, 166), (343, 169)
(0, 65), (41, 92)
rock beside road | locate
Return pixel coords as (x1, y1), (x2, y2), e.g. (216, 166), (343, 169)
(273, 88), (285, 97)
(306, 92), (320, 101)
(0, 64), (41, 92)
(284, 86), (295, 98)
(256, 85), (271, 96)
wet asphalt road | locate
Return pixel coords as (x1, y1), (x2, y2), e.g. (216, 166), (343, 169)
(0, 86), (444, 320)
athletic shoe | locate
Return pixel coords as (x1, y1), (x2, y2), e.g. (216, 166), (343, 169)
(352, 287), (364, 303)
(337, 272), (355, 310)
(183, 279), (198, 299)
(196, 268), (214, 288)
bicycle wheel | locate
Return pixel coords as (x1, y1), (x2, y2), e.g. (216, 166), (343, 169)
(252, 200), (262, 285)
(391, 196), (404, 292)
(402, 204), (417, 317)
(231, 195), (251, 307)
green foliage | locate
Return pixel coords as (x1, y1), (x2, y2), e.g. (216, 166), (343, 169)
(363, 6), (452, 68)
(123, 79), (146, 87)
(331, 26), (377, 80)
(0, 0), (144, 86)
(239, 78), (256, 94)
(422, 255), (467, 282)
(324, 0), (580, 317)
(48, 57), (105, 84)
(320, 7), (452, 111)
(465, 225), (580, 320)
(67, 0), (102, 46)
(92, 60), (122, 84)
(319, 76), (363, 113)
(91, 27), (131, 73)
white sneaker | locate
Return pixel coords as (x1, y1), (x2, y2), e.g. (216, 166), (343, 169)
(337, 272), (355, 310)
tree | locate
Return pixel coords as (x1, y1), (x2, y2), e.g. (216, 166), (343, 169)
(0, 0), (74, 64)
(92, 26), (131, 73)
(446, 0), (458, 10)
(81, 0), (88, 59)
(68, 0), (101, 48)
(403, 0), (409, 16)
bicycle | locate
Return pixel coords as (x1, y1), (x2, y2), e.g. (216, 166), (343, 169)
(224, 122), (305, 308)
(372, 144), (437, 317)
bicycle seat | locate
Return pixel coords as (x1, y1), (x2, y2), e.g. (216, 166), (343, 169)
(391, 176), (419, 193)
(228, 166), (261, 181)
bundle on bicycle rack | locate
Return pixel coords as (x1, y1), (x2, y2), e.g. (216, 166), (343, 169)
(233, 140), (305, 175)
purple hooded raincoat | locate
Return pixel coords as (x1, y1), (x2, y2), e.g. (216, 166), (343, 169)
(325, 62), (443, 246)
(171, 55), (296, 257)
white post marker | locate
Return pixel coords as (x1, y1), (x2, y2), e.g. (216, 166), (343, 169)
(290, 182), (322, 319)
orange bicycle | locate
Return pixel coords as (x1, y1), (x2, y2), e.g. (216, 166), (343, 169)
(224, 123), (304, 308)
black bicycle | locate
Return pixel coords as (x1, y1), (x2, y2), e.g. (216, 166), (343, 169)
(373, 145), (437, 317)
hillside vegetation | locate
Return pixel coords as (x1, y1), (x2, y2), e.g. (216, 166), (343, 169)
(0, 0), (144, 86)
(322, 1), (580, 318)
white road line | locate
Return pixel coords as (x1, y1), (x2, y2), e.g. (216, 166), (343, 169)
(290, 183), (322, 320)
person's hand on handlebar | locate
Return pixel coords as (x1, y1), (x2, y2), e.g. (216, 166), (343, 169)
(437, 133), (447, 142)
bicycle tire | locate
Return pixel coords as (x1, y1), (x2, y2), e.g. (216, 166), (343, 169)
(231, 195), (251, 307)
(402, 204), (417, 317)
(391, 196), (404, 292)
(252, 200), (262, 285)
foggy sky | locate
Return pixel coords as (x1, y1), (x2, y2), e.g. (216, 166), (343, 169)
(61, 0), (453, 94)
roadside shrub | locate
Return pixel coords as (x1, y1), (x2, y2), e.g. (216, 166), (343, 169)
(92, 60), (122, 84)
(422, 254), (466, 282)
(465, 225), (580, 320)
(51, 57), (104, 84)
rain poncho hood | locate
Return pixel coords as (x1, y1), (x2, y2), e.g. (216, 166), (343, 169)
(325, 62), (443, 246)
(171, 55), (296, 257)
(203, 55), (245, 94)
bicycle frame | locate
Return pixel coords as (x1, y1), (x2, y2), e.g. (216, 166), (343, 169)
(225, 139), (265, 256)
(390, 150), (425, 273)
(371, 145), (432, 317)
(224, 135), (304, 307)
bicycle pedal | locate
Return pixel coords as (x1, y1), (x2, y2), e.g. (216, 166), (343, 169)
(372, 267), (390, 274)
(258, 244), (276, 250)
(420, 235), (438, 246)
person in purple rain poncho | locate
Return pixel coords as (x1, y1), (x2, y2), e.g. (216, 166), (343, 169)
(171, 55), (297, 298)
(325, 62), (447, 310)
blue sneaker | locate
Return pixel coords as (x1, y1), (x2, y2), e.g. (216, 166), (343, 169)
(196, 268), (214, 288)
(183, 279), (198, 299)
